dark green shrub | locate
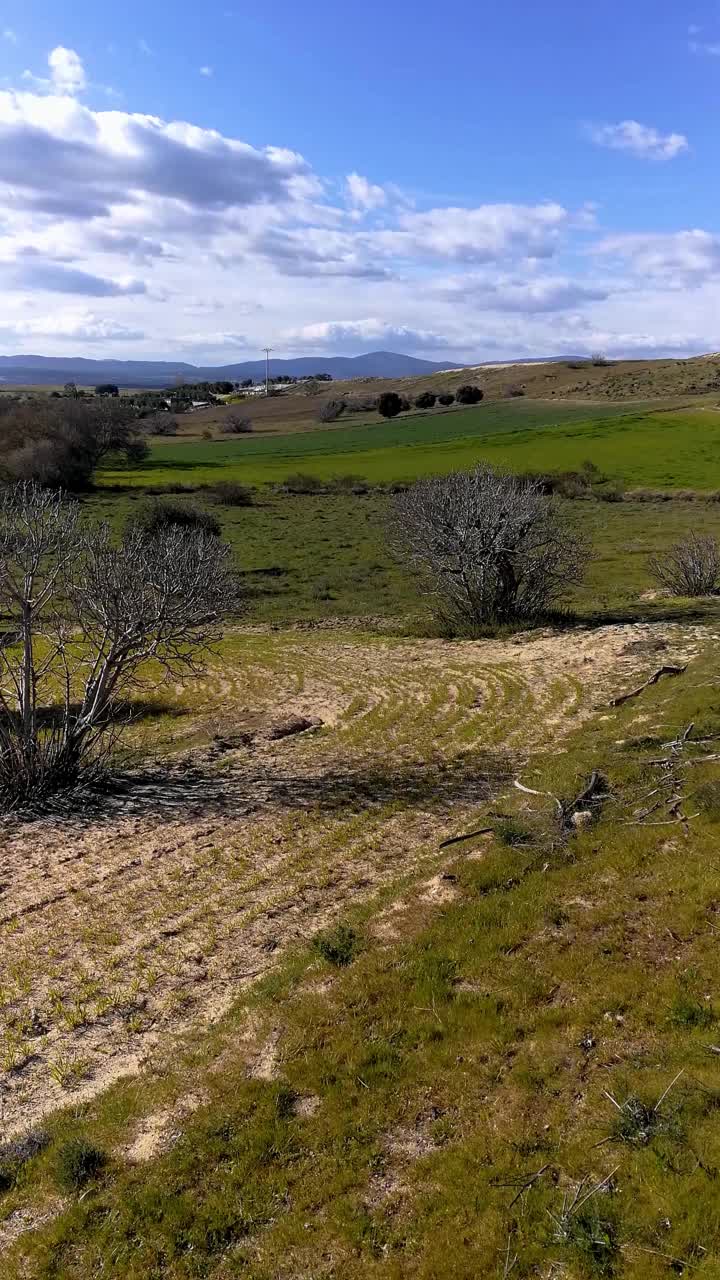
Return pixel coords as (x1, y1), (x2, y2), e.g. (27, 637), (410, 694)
(131, 500), (221, 539)
(55, 1137), (106, 1191)
(313, 923), (359, 967)
(377, 392), (403, 419)
(455, 384), (484, 405)
(414, 391), (437, 409)
(280, 473), (324, 494)
(438, 393), (455, 406)
(210, 481), (254, 506)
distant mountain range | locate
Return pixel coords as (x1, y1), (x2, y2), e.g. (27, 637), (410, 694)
(0, 350), (472, 388)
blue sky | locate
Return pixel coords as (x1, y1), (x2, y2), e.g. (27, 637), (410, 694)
(0, 0), (717, 362)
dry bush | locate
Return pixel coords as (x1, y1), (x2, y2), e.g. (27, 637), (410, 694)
(221, 413), (253, 435)
(0, 483), (236, 810)
(648, 533), (720, 597)
(317, 399), (347, 423)
(390, 465), (587, 629)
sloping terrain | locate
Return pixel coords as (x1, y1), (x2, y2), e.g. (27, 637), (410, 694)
(3, 618), (720, 1279)
(0, 623), (695, 1138)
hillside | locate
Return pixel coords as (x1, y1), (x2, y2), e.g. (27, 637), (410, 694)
(0, 351), (465, 388)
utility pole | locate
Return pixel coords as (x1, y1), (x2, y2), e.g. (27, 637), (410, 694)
(263, 347), (272, 396)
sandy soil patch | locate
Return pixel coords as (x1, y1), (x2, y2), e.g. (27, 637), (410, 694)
(0, 621), (705, 1136)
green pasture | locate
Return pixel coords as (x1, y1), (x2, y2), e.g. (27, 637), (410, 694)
(100, 399), (720, 491)
(90, 488), (720, 627)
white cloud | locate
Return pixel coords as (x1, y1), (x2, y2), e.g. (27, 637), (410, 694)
(283, 319), (454, 352)
(1, 49), (719, 364)
(199, 65), (213, 77)
(593, 230), (720, 284)
(345, 172), (386, 213)
(375, 202), (572, 263)
(48, 47), (86, 95)
(2, 311), (145, 342)
(588, 120), (688, 160)
(3, 28), (17, 44)
(437, 272), (611, 312)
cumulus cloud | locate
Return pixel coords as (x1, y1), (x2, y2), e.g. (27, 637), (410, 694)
(251, 227), (392, 278)
(438, 273), (611, 312)
(375, 202), (572, 263)
(0, 259), (146, 296)
(588, 120), (688, 160)
(48, 47), (86, 95)
(283, 319), (454, 351)
(345, 172), (386, 213)
(0, 91), (319, 222)
(593, 230), (720, 284)
(2, 311), (145, 341)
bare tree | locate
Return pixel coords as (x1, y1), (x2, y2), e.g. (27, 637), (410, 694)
(0, 483), (236, 809)
(389, 466), (587, 629)
(648, 533), (720, 597)
(220, 413), (253, 435)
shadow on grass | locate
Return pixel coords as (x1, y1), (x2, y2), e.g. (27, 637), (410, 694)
(14, 749), (515, 826)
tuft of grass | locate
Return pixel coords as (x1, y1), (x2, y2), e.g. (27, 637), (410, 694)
(495, 818), (535, 847)
(54, 1138), (106, 1192)
(0, 1131), (49, 1193)
(312, 923), (360, 967)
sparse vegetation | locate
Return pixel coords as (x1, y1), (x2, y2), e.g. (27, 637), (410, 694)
(8, 362), (720, 1278)
(0, 484), (234, 809)
(648, 532), (720, 596)
(220, 412), (253, 435)
(390, 465), (587, 628)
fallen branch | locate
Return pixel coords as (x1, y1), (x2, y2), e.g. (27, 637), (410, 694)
(608, 664), (687, 708)
(439, 826), (494, 850)
(513, 778), (562, 814)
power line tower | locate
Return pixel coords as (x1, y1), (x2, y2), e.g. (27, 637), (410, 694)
(263, 347), (273, 396)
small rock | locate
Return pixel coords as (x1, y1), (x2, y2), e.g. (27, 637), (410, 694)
(571, 809), (593, 830)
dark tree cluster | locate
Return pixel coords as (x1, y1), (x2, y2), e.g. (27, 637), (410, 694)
(0, 397), (149, 491)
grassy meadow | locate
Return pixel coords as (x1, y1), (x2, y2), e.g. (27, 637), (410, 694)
(9, 385), (720, 1278)
(8, 630), (720, 1279)
(101, 400), (720, 492)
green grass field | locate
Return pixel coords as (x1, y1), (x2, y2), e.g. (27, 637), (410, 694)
(89, 488), (720, 628)
(100, 400), (720, 492)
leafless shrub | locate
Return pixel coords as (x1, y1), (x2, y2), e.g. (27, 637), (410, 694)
(0, 483), (236, 810)
(221, 413), (253, 434)
(648, 533), (720, 597)
(389, 465), (587, 629)
(317, 399), (346, 423)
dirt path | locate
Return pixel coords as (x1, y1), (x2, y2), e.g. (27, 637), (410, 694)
(0, 621), (707, 1136)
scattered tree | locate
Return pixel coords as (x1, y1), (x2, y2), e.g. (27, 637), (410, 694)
(0, 398), (148, 490)
(220, 413), (253, 435)
(415, 391), (437, 409)
(0, 484), (235, 809)
(95, 384), (119, 398)
(63, 382), (78, 399)
(455, 384), (484, 405)
(317, 399), (347, 423)
(648, 533), (720, 597)
(390, 465), (587, 630)
(377, 392), (403, 419)
(438, 393), (455, 406)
